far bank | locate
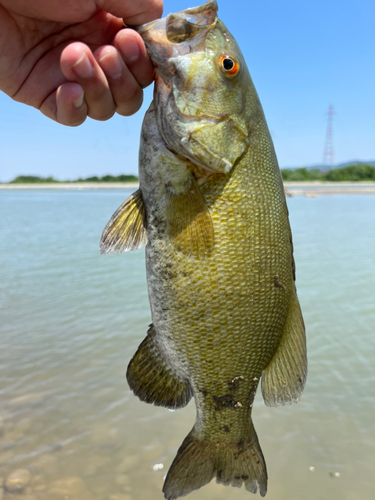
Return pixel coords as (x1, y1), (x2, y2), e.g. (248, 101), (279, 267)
(1, 182), (375, 196)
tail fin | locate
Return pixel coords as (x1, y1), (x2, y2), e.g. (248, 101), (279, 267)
(163, 425), (267, 500)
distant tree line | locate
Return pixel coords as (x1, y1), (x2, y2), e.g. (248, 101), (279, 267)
(9, 175), (59, 183)
(74, 174), (138, 183)
(281, 164), (375, 182)
(6, 164), (375, 183)
(8, 174), (138, 183)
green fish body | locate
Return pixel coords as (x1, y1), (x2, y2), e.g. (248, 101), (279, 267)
(101, 2), (307, 499)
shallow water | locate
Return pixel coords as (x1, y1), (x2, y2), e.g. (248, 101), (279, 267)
(0, 190), (374, 500)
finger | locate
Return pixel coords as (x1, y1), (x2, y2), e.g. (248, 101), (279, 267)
(60, 42), (116, 121)
(40, 83), (88, 126)
(56, 83), (88, 126)
(114, 29), (155, 89)
(94, 46), (144, 116)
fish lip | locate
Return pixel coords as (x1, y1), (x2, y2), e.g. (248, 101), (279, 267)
(133, 1), (218, 71)
(176, 0), (218, 17)
(132, 19), (158, 35)
(132, 0), (218, 34)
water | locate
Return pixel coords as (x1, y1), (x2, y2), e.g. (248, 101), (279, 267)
(0, 190), (374, 500)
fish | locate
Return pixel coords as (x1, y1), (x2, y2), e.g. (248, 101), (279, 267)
(100, 1), (307, 498)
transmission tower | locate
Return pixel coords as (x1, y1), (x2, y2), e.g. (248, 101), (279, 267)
(322, 105), (335, 167)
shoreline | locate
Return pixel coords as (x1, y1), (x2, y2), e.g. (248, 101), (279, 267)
(1, 181), (375, 195)
(284, 181), (375, 196)
(0, 182), (139, 189)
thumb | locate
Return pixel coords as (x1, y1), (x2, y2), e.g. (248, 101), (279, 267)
(96, 0), (163, 24)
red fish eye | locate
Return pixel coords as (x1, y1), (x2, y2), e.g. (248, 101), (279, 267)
(219, 55), (240, 77)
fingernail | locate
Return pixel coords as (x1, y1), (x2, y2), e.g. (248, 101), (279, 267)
(72, 52), (93, 79)
(73, 91), (84, 109)
(118, 33), (140, 63)
(99, 51), (123, 79)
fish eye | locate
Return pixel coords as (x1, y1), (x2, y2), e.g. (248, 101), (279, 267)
(219, 55), (240, 78)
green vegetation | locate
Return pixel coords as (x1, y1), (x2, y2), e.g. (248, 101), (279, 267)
(281, 164), (375, 182)
(324, 164), (375, 181)
(74, 174), (138, 183)
(8, 174), (138, 184)
(6, 165), (375, 184)
(281, 168), (322, 182)
(9, 175), (59, 183)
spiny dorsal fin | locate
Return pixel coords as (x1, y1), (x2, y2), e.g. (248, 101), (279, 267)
(167, 176), (214, 259)
(100, 189), (147, 254)
(261, 292), (307, 407)
(126, 325), (193, 410)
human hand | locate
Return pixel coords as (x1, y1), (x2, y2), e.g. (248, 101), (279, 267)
(0, 0), (163, 126)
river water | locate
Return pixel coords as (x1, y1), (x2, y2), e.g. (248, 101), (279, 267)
(0, 189), (374, 500)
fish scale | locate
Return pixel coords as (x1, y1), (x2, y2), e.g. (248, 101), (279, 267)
(143, 136), (292, 465)
(100, 2), (307, 499)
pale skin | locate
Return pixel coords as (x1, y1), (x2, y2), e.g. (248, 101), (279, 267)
(0, 0), (163, 126)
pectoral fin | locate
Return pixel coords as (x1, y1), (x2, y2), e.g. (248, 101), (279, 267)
(126, 325), (193, 410)
(100, 189), (147, 254)
(261, 292), (307, 406)
(167, 176), (214, 258)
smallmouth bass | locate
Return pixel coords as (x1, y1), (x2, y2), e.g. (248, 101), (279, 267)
(101, 1), (307, 499)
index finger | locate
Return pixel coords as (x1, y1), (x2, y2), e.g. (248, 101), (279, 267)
(96, 0), (163, 25)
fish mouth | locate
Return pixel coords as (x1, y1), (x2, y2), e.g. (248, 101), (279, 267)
(133, 1), (218, 73)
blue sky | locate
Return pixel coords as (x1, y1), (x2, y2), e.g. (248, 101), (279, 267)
(1, 0), (374, 181)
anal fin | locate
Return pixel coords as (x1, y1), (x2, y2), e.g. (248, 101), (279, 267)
(262, 292), (307, 406)
(167, 175), (214, 259)
(100, 189), (147, 254)
(126, 325), (193, 409)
